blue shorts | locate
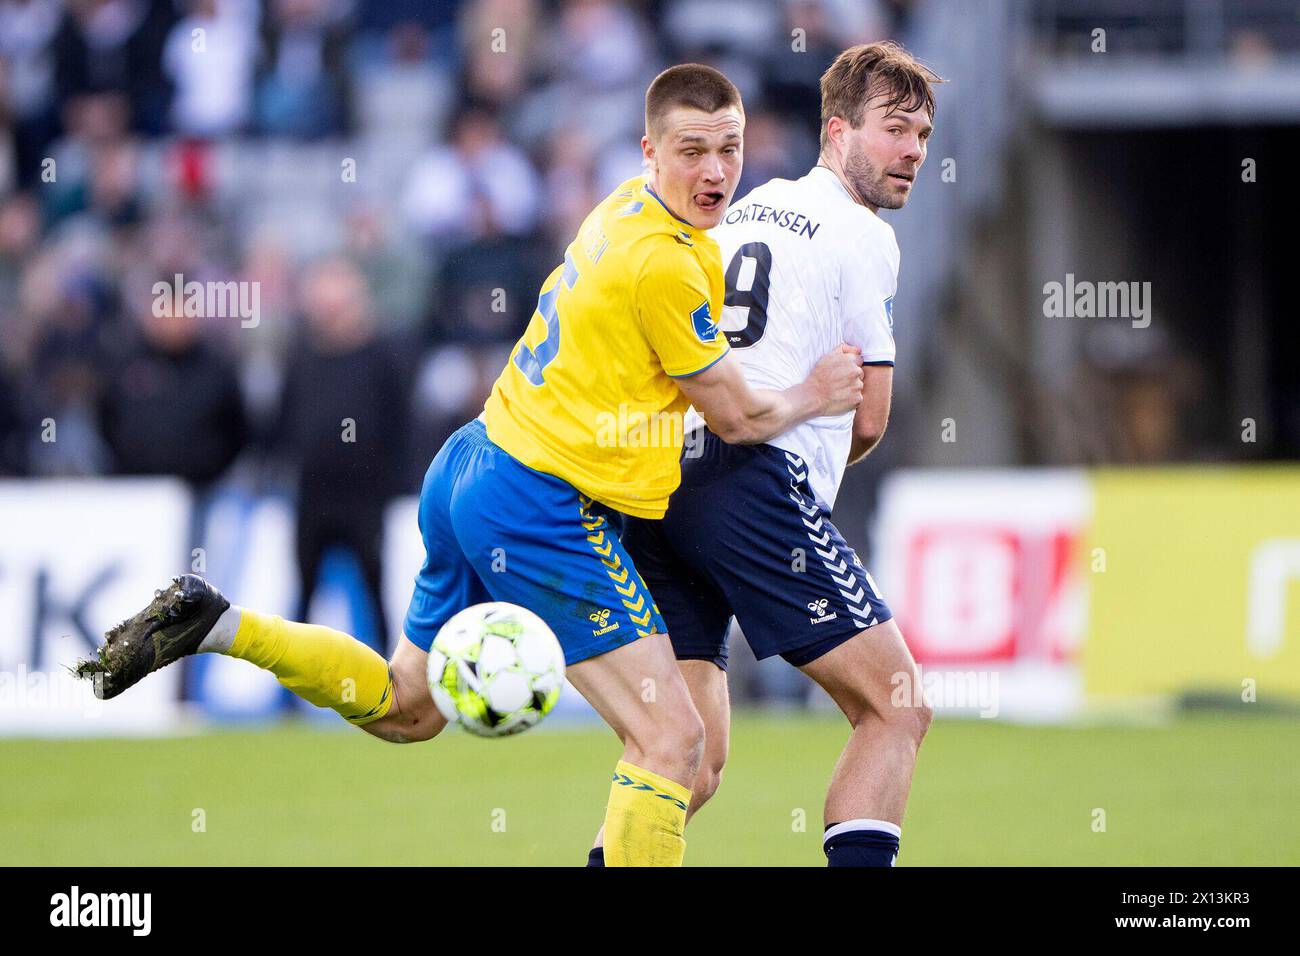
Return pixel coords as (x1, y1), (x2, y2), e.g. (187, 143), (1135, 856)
(402, 419), (666, 665)
(622, 428), (892, 670)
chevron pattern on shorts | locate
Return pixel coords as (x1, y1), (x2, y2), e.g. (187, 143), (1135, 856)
(784, 451), (876, 629)
(579, 495), (656, 637)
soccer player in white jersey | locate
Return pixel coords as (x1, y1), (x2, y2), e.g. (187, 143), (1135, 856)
(589, 42), (943, 867)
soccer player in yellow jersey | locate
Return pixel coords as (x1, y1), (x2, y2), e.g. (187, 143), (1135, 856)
(78, 65), (865, 867)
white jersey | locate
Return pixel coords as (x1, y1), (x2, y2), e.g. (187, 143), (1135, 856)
(689, 165), (900, 509)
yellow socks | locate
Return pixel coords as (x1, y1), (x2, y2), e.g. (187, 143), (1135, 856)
(228, 609), (394, 725)
(602, 760), (692, 866)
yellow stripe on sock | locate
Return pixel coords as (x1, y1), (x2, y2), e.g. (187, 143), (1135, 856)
(602, 760), (691, 867)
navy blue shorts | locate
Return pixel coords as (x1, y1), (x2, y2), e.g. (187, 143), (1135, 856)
(622, 429), (892, 669)
(403, 419), (666, 665)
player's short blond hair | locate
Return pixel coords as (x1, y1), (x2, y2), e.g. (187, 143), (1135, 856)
(820, 41), (944, 150)
(645, 63), (743, 140)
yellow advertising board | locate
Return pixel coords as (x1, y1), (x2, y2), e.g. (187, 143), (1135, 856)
(1084, 467), (1300, 700)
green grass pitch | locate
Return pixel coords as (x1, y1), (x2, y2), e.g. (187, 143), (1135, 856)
(3, 712), (1296, 865)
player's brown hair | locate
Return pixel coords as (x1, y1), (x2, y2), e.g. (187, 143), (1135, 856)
(819, 41), (944, 149)
(645, 64), (743, 139)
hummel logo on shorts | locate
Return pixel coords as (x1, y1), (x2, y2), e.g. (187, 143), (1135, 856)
(807, 598), (838, 625)
(589, 607), (620, 637)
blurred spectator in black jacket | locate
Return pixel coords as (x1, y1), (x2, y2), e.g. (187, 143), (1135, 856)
(98, 275), (249, 488)
(52, 0), (177, 134)
(276, 256), (407, 647)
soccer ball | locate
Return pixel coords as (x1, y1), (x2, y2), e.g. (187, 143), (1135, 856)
(426, 602), (566, 737)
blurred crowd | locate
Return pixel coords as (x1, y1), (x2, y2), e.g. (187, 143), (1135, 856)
(0, 0), (914, 496)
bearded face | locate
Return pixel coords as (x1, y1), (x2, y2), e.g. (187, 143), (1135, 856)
(833, 102), (930, 211)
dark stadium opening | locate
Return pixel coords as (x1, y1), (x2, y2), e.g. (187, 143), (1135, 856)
(1040, 124), (1299, 461)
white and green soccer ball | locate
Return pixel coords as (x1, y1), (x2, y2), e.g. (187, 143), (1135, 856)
(426, 603), (566, 737)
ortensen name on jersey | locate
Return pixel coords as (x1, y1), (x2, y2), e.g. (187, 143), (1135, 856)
(721, 202), (821, 240)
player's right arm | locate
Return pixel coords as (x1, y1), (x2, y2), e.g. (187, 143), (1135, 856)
(676, 345), (864, 445)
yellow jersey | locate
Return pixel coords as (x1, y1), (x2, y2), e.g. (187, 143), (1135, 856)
(483, 176), (728, 519)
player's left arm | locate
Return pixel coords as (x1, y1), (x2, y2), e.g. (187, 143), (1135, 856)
(848, 363), (892, 465)
(843, 229), (900, 466)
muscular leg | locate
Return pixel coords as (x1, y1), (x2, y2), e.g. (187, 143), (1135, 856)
(589, 657), (729, 854)
(568, 634), (706, 865)
(678, 660), (730, 819)
(798, 619), (931, 862)
(568, 634), (705, 788)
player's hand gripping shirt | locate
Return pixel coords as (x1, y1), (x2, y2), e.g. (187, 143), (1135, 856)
(484, 176), (728, 519)
(694, 164), (900, 509)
